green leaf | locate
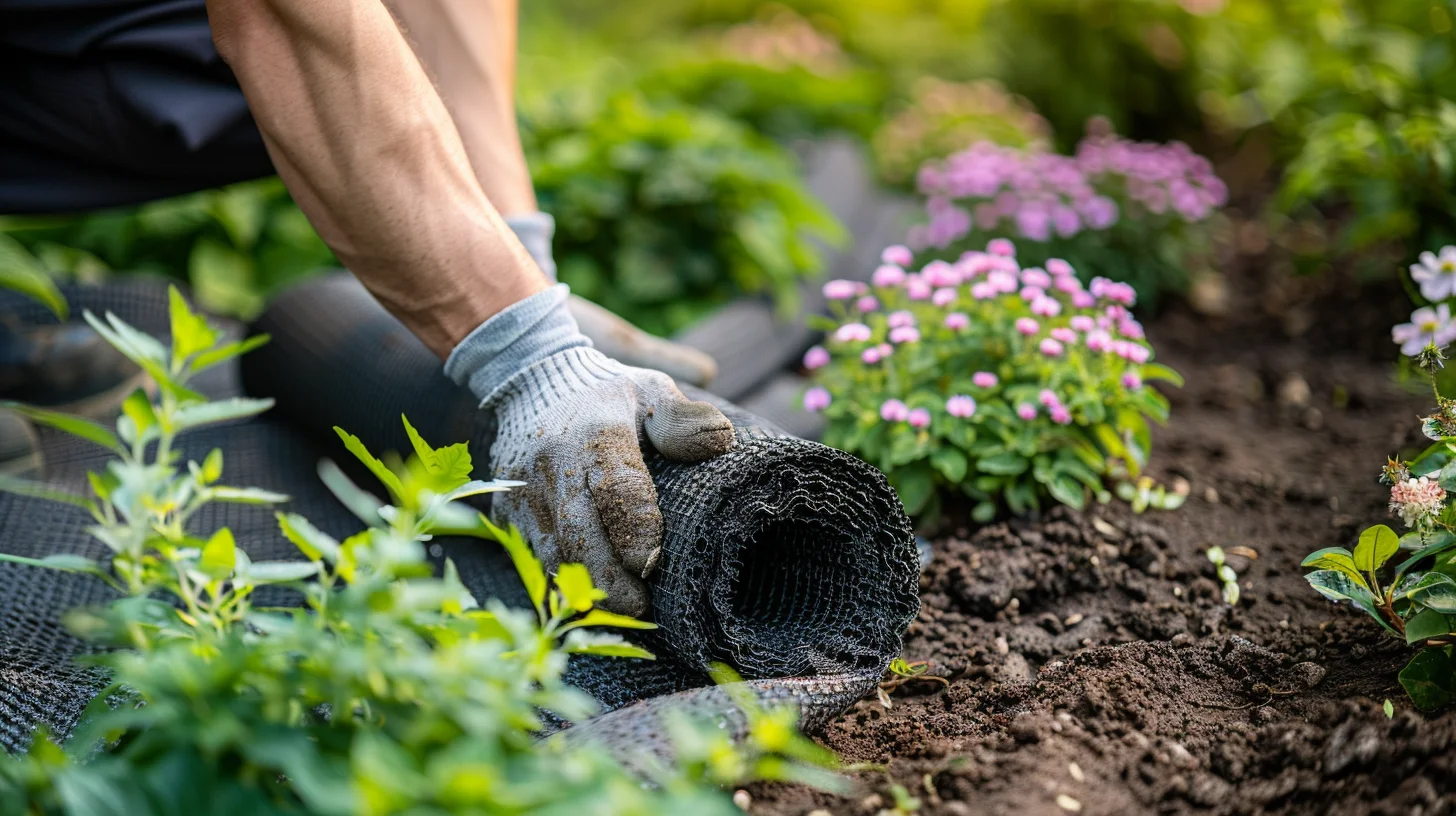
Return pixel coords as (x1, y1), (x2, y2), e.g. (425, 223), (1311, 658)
(1409, 572), (1456, 612)
(172, 397), (274, 430)
(1047, 475), (1086, 510)
(1, 402), (121, 453)
(199, 528), (237, 579)
(277, 512), (340, 562)
(0, 474), (93, 510)
(1139, 363), (1184, 387)
(191, 334), (269, 373)
(494, 518), (546, 615)
(565, 609), (659, 631)
(1384, 699), (1395, 718)
(317, 459), (384, 526)
(0, 552), (105, 576)
(1222, 580), (1241, 605)
(333, 426), (404, 502)
(0, 234), (67, 319)
(119, 389), (157, 441)
(168, 285), (219, 364)
(1404, 607), (1454, 644)
(1399, 647), (1456, 711)
(568, 642), (657, 659)
(402, 414), (473, 491)
(209, 485), (289, 505)
(892, 466), (935, 516)
(1354, 525), (1400, 573)
(202, 448), (224, 483)
(977, 453), (1029, 476)
(555, 563), (607, 613)
(1301, 547), (1371, 589)
(929, 447), (968, 483)
(246, 560), (319, 584)
(1305, 569), (1377, 606)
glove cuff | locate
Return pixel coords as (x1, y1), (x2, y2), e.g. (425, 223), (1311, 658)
(443, 283), (593, 406)
(504, 212), (557, 281)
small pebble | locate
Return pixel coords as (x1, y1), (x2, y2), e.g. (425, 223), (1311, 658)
(732, 790), (751, 810)
(1063, 613), (1084, 626)
(861, 794), (883, 811)
(1068, 762), (1085, 782)
(995, 635), (1009, 655)
(807, 811), (833, 816)
(1202, 486), (1220, 504)
(1056, 794), (1084, 812)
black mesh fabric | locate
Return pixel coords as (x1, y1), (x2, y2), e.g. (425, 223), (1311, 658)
(0, 276), (919, 752)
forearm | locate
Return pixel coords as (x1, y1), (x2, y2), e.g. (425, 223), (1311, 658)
(384, 0), (537, 217)
(206, 0), (547, 357)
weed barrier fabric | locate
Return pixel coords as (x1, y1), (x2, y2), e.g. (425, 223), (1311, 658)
(0, 277), (918, 752)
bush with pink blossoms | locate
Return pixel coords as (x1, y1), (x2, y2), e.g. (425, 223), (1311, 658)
(805, 239), (1182, 522)
(906, 120), (1227, 308)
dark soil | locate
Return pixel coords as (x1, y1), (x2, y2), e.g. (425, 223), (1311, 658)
(748, 238), (1456, 814)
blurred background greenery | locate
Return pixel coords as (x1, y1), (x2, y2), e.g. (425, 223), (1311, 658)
(3, 0), (1454, 330)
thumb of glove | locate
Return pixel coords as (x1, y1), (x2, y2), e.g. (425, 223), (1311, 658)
(639, 377), (736, 462)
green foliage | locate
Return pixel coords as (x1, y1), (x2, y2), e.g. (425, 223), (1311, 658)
(1205, 545), (1240, 605)
(0, 234), (68, 319)
(810, 243), (1179, 523)
(0, 179), (335, 318)
(0, 289), (836, 812)
(523, 90), (845, 335)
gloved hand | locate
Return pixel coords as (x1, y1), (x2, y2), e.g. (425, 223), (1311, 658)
(445, 285), (735, 617)
(506, 212), (718, 387)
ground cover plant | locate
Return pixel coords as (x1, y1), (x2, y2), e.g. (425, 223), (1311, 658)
(803, 238), (1181, 523)
(908, 121), (1228, 308)
(0, 289), (836, 813)
(522, 90), (845, 336)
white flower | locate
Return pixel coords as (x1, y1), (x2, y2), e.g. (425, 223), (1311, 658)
(1390, 476), (1446, 529)
(1410, 246), (1456, 301)
(1393, 303), (1456, 357)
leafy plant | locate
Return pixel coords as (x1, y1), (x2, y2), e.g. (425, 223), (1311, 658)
(806, 238), (1181, 523)
(0, 178), (336, 319)
(907, 120), (1227, 309)
(0, 288), (836, 812)
(0, 234), (68, 319)
(1206, 545), (1241, 605)
(522, 90), (845, 336)
(1303, 347), (1456, 711)
(875, 657), (946, 709)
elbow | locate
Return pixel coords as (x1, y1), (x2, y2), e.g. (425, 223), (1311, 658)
(205, 0), (280, 67)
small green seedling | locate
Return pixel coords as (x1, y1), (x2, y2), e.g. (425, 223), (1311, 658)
(1118, 475), (1188, 514)
(1384, 698), (1395, 718)
(877, 657), (949, 708)
(1206, 545), (1256, 605)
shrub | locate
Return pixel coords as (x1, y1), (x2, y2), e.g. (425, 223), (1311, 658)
(804, 239), (1183, 523)
(522, 90), (845, 336)
(906, 120), (1227, 308)
(0, 289), (837, 812)
(0, 178), (334, 318)
(1302, 343), (1456, 711)
(871, 78), (1050, 189)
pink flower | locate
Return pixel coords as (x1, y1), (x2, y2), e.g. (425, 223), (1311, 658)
(873, 264), (907, 288)
(1046, 258), (1073, 277)
(971, 282), (997, 300)
(1118, 319), (1145, 339)
(1391, 476), (1447, 528)
(1122, 372), (1143, 389)
(881, 399), (910, 422)
(1021, 268), (1052, 289)
(861, 346), (883, 364)
(1070, 316), (1095, 332)
(803, 387), (832, 412)
(823, 279), (859, 300)
(1049, 405), (1073, 425)
(878, 342), (893, 357)
(1071, 291), (1096, 309)
(889, 326), (921, 344)
(988, 269), (1019, 293)
(834, 322), (872, 343)
(944, 312), (970, 330)
(906, 278), (932, 300)
(988, 238), (1016, 257)
(1031, 297), (1062, 317)
(972, 371), (999, 388)
(1050, 327), (1077, 344)
(1086, 330), (1112, 352)
(1393, 304), (1456, 356)
(888, 310), (916, 328)
(1016, 317), (1041, 335)
(923, 260), (960, 287)
(1054, 275), (1083, 294)
(1016, 402), (1038, 421)
(1040, 338), (1065, 356)
(881, 244), (914, 267)
(1020, 285), (1046, 302)
(856, 295), (880, 312)
(908, 408), (932, 429)
(1038, 388), (1060, 407)
(803, 346), (830, 369)
(946, 395), (977, 418)
(933, 287), (958, 307)
(1127, 344), (1150, 363)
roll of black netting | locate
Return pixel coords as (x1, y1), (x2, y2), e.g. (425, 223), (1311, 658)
(0, 275), (918, 753)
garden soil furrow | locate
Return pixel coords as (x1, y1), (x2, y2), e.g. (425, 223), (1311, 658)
(748, 261), (1456, 815)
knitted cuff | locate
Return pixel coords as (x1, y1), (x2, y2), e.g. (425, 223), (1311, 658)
(443, 283), (592, 406)
(505, 212), (557, 281)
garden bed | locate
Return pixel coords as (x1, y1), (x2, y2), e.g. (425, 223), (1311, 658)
(747, 254), (1456, 814)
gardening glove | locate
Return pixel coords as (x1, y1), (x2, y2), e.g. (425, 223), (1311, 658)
(505, 213), (719, 387)
(444, 284), (736, 617)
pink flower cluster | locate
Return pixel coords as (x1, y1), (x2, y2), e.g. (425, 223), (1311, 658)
(1390, 476), (1447, 529)
(907, 126), (1227, 250)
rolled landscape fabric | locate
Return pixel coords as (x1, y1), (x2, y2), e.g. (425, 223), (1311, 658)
(0, 276), (919, 753)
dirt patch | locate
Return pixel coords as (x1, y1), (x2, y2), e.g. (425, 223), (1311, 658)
(746, 254), (1456, 814)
